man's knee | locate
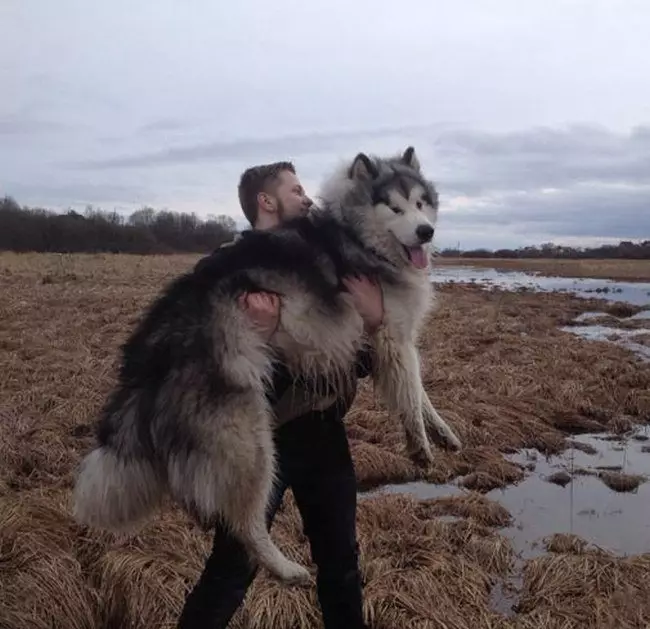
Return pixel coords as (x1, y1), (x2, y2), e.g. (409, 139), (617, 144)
(311, 532), (361, 577)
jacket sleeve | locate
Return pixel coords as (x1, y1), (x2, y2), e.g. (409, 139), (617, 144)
(267, 345), (374, 408)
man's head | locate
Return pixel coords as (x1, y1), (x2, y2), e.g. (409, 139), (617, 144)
(237, 161), (313, 229)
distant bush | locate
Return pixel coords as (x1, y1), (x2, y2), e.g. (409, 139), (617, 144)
(0, 196), (237, 254)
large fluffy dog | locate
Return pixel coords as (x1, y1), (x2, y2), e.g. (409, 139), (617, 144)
(73, 146), (462, 585)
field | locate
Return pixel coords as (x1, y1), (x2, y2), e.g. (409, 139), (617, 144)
(1, 252), (650, 629)
(435, 256), (650, 282)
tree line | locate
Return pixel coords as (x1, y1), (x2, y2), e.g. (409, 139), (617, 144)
(0, 196), (237, 254)
(440, 240), (650, 260)
(2, 195), (648, 259)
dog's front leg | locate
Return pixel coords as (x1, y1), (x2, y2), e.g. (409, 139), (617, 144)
(420, 389), (462, 451)
(372, 336), (434, 467)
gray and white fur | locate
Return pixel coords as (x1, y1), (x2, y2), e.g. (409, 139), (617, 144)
(72, 146), (462, 586)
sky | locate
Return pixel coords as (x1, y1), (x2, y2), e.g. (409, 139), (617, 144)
(2, 0), (649, 250)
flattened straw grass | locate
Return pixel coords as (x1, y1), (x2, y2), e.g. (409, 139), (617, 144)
(2, 253), (650, 628)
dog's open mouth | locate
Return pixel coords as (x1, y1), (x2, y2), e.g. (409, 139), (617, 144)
(403, 245), (428, 269)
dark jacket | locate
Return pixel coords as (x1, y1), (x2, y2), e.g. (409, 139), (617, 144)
(267, 347), (375, 427)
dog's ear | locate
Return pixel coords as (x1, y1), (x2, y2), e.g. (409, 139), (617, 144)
(349, 153), (378, 181)
(402, 146), (421, 172)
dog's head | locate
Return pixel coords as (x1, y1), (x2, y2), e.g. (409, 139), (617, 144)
(342, 147), (439, 270)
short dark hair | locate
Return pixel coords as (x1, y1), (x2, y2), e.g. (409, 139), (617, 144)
(237, 161), (296, 226)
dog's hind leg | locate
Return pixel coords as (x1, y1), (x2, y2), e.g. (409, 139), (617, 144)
(168, 391), (310, 586)
(421, 390), (462, 451)
(218, 416), (311, 585)
(372, 336), (434, 467)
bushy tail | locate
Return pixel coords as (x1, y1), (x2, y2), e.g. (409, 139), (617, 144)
(72, 446), (165, 533)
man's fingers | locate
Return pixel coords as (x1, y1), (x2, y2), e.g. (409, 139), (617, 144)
(342, 276), (361, 290)
(246, 292), (280, 313)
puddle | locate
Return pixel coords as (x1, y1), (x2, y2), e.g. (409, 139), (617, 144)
(367, 427), (650, 557)
(362, 425), (650, 614)
(494, 426), (650, 558)
(573, 309), (650, 323)
(431, 265), (650, 307)
(371, 265), (650, 612)
(562, 324), (650, 361)
(359, 480), (465, 502)
(431, 265), (650, 360)
(360, 480), (455, 501)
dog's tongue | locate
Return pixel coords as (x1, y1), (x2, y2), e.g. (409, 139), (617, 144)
(408, 246), (428, 269)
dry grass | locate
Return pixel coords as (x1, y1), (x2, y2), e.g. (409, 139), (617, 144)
(513, 535), (650, 628)
(597, 471), (646, 493)
(435, 256), (650, 282)
(2, 251), (650, 628)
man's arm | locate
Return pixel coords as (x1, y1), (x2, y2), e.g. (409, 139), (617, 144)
(240, 272), (384, 383)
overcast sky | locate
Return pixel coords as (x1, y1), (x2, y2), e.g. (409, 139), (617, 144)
(2, 0), (649, 249)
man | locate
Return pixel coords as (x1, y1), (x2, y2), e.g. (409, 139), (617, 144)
(177, 162), (384, 628)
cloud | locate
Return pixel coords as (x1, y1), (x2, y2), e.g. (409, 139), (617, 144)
(0, 113), (69, 136)
(3, 0), (650, 248)
(429, 125), (650, 196)
(402, 125), (648, 248)
(5, 181), (150, 207)
(3, 123), (649, 249)
(137, 119), (190, 135)
(73, 124), (435, 170)
(441, 183), (650, 239)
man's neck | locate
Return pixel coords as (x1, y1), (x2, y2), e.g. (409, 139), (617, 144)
(254, 213), (279, 231)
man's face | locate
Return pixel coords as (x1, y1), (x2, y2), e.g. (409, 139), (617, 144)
(272, 170), (313, 221)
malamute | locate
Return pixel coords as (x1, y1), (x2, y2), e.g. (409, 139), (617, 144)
(72, 146), (462, 585)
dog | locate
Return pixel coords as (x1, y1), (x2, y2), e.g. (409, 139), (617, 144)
(72, 146), (462, 586)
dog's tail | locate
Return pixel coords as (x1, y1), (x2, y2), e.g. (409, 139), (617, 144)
(72, 396), (166, 532)
(72, 446), (164, 533)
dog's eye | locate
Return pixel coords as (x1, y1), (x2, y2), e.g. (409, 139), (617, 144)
(391, 206), (404, 215)
(416, 201), (423, 209)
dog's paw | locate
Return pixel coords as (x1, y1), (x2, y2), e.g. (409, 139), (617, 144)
(426, 425), (462, 452)
(408, 444), (435, 468)
(273, 560), (311, 586)
(440, 430), (462, 452)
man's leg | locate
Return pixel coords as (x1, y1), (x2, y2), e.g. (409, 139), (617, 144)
(177, 476), (287, 629)
(276, 402), (366, 629)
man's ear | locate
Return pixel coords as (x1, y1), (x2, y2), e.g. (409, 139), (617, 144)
(402, 146), (421, 172)
(257, 192), (276, 212)
(349, 152), (379, 181)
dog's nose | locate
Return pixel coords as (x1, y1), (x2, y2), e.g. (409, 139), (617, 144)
(416, 224), (435, 243)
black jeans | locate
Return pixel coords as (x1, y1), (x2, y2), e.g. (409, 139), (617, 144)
(177, 399), (366, 629)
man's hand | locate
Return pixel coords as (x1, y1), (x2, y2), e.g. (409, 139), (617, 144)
(342, 275), (384, 335)
(238, 291), (281, 342)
